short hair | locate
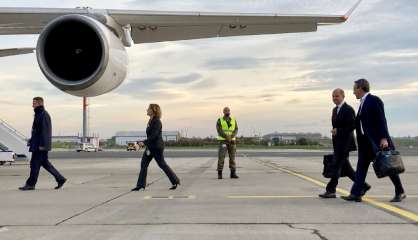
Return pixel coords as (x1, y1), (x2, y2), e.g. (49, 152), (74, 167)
(149, 103), (162, 119)
(33, 97), (44, 104)
(354, 79), (370, 92)
(333, 88), (345, 98)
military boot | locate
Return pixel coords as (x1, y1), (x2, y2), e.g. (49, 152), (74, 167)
(230, 169), (239, 179)
(218, 170), (223, 179)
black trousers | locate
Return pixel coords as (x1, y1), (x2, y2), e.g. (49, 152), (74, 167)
(326, 151), (356, 193)
(26, 151), (65, 187)
(351, 134), (405, 196)
(136, 148), (179, 188)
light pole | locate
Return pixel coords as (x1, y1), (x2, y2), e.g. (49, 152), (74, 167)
(82, 96), (89, 143)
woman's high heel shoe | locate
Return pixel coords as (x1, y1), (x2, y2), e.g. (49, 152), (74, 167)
(169, 182), (180, 190)
(131, 186), (145, 191)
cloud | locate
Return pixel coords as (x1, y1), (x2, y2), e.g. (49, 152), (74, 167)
(205, 57), (260, 70)
(373, 49), (418, 60)
(188, 78), (218, 90)
(286, 98), (303, 104)
(116, 72), (202, 95)
(204, 95), (246, 101)
(203, 57), (287, 70)
(1, 0), (418, 138)
(169, 73), (202, 84)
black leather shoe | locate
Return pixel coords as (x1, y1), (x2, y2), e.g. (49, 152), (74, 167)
(341, 194), (362, 202)
(360, 183), (371, 196)
(318, 192), (336, 198)
(19, 185), (35, 191)
(55, 178), (67, 190)
(131, 186), (145, 191)
(390, 193), (406, 202)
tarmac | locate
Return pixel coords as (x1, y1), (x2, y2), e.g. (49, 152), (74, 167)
(0, 150), (417, 239)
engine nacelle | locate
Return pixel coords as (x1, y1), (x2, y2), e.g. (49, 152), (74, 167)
(36, 14), (128, 97)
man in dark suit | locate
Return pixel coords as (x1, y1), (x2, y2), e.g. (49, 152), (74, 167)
(319, 89), (370, 198)
(342, 79), (406, 202)
(19, 97), (66, 191)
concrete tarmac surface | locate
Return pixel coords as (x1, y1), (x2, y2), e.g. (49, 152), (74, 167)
(0, 151), (417, 239)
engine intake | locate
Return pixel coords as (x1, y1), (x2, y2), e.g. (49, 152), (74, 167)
(36, 14), (128, 97)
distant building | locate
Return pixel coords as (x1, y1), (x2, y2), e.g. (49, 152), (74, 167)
(263, 132), (322, 145)
(52, 135), (100, 146)
(52, 136), (81, 144)
(114, 131), (180, 146)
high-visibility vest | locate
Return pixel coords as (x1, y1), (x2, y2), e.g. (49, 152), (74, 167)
(217, 116), (236, 141)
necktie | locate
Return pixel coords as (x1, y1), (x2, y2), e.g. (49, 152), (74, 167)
(332, 107), (337, 121)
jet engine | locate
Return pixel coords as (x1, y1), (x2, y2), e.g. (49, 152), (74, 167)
(36, 14), (128, 97)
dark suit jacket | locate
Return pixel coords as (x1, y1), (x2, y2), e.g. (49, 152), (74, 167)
(29, 106), (52, 152)
(355, 94), (394, 152)
(332, 102), (357, 155)
(143, 117), (164, 150)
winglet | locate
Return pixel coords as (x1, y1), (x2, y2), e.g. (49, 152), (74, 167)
(341, 0), (362, 21)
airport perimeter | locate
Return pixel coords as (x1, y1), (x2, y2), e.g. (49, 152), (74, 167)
(0, 150), (417, 239)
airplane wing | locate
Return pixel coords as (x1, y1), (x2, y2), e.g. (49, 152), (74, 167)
(0, 0), (361, 44)
(0, 47), (34, 57)
(111, 11), (347, 44)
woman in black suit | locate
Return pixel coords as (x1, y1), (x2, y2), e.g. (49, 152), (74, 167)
(132, 104), (180, 191)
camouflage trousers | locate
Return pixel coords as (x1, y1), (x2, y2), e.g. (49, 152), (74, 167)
(217, 141), (236, 171)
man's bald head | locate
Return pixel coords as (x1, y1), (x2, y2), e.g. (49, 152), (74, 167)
(332, 88), (345, 105)
(333, 88), (345, 98)
(223, 107), (231, 117)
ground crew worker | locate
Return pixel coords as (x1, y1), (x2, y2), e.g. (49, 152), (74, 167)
(216, 107), (239, 179)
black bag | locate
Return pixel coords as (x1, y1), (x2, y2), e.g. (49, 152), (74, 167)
(373, 150), (405, 178)
(322, 154), (337, 178)
(322, 154), (349, 178)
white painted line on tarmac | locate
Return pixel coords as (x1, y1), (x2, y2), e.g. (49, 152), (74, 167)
(144, 195), (196, 200)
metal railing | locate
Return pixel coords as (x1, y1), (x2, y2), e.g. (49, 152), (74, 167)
(0, 142), (8, 151)
(0, 119), (28, 142)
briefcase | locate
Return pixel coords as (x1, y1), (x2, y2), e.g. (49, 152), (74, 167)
(322, 154), (349, 178)
(372, 150), (405, 178)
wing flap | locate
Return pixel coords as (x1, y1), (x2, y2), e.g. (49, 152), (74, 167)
(219, 23), (317, 37)
(111, 11), (341, 43)
(0, 47), (34, 57)
(0, 7), (89, 35)
(109, 11), (346, 26)
(0, 26), (43, 35)
(131, 25), (219, 43)
(131, 23), (317, 44)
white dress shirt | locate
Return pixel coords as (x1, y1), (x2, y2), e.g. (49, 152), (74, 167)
(358, 93), (370, 134)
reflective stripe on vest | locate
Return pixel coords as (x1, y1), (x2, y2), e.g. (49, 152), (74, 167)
(217, 116), (236, 141)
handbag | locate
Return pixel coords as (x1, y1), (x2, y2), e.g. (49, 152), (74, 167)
(372, 149), (405, 178)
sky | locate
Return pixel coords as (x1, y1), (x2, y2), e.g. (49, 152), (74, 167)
(0, 0), (417, 139)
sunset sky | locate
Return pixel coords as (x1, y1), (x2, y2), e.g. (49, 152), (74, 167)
(0, 0), (417, 139)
